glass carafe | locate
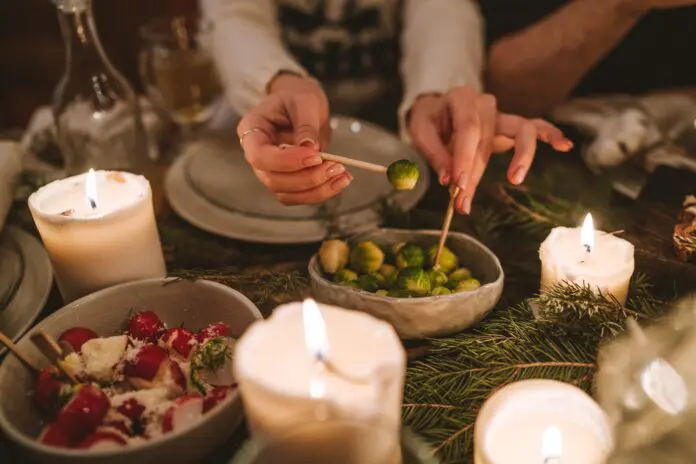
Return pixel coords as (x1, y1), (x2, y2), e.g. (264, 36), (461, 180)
(52, 0), (149, 175)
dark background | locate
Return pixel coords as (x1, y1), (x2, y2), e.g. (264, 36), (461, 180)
(0, 0), (200, 130)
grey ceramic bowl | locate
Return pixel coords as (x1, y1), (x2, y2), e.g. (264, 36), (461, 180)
(309, 229), (504, 339)
(0, 278), (262, 464)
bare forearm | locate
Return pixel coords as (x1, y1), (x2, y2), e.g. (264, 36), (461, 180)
(487, 0), (647, 116)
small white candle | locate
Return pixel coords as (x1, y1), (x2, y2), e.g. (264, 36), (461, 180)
(474, 380), (612, 464)
(234, 300), (405, 460)
(28, 170), (166, 302)
(539, 213), (635, 304)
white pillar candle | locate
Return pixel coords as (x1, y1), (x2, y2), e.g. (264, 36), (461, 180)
(539, 213), (635, 305)
(474, 380), (612, 464)
(234, 299), (406, 461)
(28, 170), (166, 302)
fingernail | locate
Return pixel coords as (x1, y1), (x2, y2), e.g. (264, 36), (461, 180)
(565, 138), (574, 148)
(457, 173), (468, 191)
(332, 175), (352, 190)
(462, 196), (472, 215)
(299, 138), (317, 148)
(513, 166), (527, 184)
(304, 156), (323, 167)
(438, 169), (448, 186)
(326, 163), (345, 178)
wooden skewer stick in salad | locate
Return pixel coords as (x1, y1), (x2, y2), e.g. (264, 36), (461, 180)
(0, 331), (39, 373)
(32, 329), (79, 384)
(433, 185), (460, 271)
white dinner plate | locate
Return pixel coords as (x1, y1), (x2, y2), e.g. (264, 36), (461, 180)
(0, 226), (53, 357)
(165, 116), (430, 244)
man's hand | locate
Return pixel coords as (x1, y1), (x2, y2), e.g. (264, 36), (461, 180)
(408, 86), (573, 214)
(237, 74), (352, 206)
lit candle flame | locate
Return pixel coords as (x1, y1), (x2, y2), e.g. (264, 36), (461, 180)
(85, 169), (99, 210)
(302, 299), (329, 362)
(541, 426), (562, 463)
(580, 213), (594, 253)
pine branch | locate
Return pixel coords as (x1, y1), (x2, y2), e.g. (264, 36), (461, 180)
(403, 274), (669, 463)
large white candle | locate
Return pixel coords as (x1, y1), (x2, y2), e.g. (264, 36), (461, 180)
(539, 213), (635, 305)
(234, 300), (405, 459)
(474, 380), (612, 464)
(28, 170), (166, 302)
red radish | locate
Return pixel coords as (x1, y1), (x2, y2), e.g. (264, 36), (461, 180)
(116, 397), (146, 422)
(124, 345), (167, 382)
(203, 386), (235, 412)
(58, 327), (98, 352)
(103, 411), (133, 436)
(127, 311), (166, 342)
(56, 384), (110, 441)
(77, 429), (127, 450)
(197, 322), (230, 343)
(125, 345), (186, 394)
(163, 327), (197, 358)
(39, 422), (73, 448)
(35, 367), (67, 418)
(162, 394), (204, 433)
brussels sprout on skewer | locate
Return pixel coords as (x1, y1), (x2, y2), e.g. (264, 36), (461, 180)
(427, 245), (459, 274)
(387, 160), (420, 191)
(319, 239), (349, 274)
(349, 240), (385, 273)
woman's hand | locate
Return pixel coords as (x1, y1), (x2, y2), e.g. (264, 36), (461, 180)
(237, 74), (352, 206)
(408, 86), (573, 214)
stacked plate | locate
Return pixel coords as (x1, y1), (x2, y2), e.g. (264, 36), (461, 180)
(0, 227), (53, 356)
(165, 116), (430, 244)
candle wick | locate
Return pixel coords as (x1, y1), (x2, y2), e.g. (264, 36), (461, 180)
(584, 244), (592, 254)
(89, 198), (97, 209)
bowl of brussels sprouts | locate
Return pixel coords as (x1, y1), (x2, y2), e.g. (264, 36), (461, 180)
(308, 229), (504, 338)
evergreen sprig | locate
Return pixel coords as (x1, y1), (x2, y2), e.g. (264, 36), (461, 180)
(403, 276), (669, 463)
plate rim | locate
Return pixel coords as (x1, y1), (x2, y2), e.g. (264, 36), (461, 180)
(0, 226), (53, 356)
(165, 121), (430, 244)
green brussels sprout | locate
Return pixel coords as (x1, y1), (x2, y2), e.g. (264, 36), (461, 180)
(387, 159), (420, 191)
(455, 278), (481, 292)
(430, 286), (451, 296)
(396, 267), (431, 296)
(427, 245), (459, 274)
(349, 240), (385, 273)
(319, 239), (350, 274)
(379, 264), (397, 281)
(391, 242), (406, 256)
(386, 289), (414, 298)
(358, 274), (380, 292)
(345, 280), (361, 289)
(429, 270), (448, 288)
(396, 244), (425, 269)
(375, 289), (389, 296)
(448, 267), (473, 285)
(334, 268), (358, 284)
(370, 272), (387, 288)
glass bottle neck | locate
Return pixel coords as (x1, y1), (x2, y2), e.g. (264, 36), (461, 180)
(56, 1), (109, 74)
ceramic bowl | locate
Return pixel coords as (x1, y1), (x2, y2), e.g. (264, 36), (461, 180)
(0, 278), (262, 464)
(309, 229), (504, 339)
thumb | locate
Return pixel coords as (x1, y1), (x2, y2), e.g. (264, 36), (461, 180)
(288, 94), (322, 150)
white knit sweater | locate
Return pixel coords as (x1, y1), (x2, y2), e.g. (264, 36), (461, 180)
(201, 0), (484, 140)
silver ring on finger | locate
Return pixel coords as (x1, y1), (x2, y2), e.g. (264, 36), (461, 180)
(238, 127), (264, 148)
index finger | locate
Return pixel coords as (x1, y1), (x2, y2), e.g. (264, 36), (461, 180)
(238, 115), (323, 172)
(448, 88), (481, 191)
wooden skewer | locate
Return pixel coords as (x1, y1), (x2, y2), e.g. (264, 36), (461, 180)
(32, 329), (78, 384)
(433, 186), (460, 270)
(280, 144), (388, 174)
(0, 331), (40, 373)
